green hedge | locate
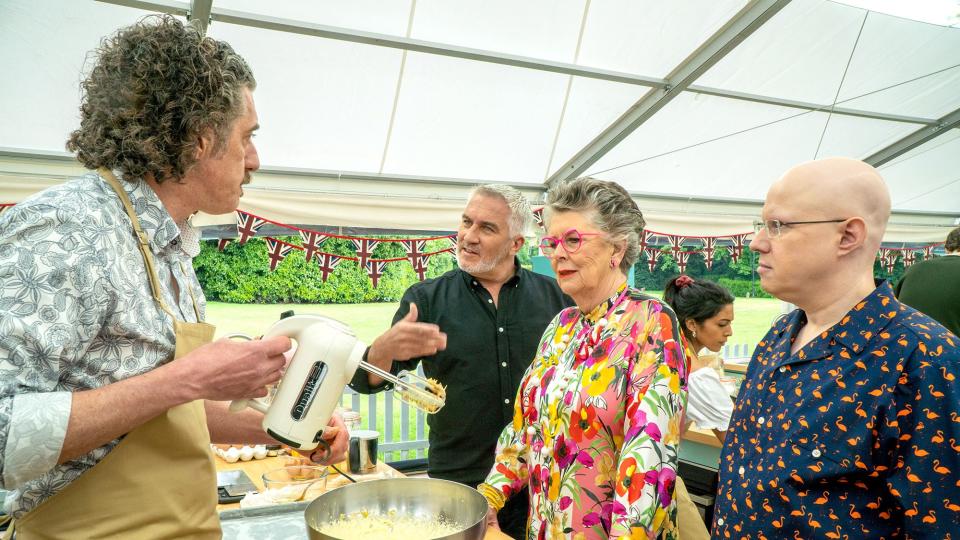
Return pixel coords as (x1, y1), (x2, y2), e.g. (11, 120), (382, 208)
(194, 235), (534, 304)
(194, 236), (457, 303)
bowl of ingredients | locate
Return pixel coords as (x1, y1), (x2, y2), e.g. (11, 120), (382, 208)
(262, 465), (328, 503)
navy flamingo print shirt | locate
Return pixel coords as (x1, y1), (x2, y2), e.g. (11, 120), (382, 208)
(712, 281), (960, 539)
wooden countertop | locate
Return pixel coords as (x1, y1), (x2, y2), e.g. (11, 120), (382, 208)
(214, 452), (513, 539)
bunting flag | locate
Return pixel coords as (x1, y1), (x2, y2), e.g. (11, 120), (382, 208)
(315, 253), (342, 282)
(727, 234), (748, 264)
(299, 230), (327, 263)
(365, 260), (387, 288)
(881, 249), (899, 273)
(666, 235), (685, 257)
(412, 255), (430, 281)
(447, 235), (458, 251)
(644, 246), (662, 273)
(902, 250), (917, 268)
(675, 251), (691, 274)
(265, 238), (294, 271)
(235, 211), (267, 244)
(640, 231), (658, 251)
(532, 208), (544, 229)
(923, 245), (936, 260)
(403, 239), (426, 266)
(701, 237), (717, 269)
(351, 239), (381, 270)
(216, 239), (231, 251)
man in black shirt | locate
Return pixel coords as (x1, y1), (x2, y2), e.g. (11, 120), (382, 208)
(350, 184), (571, 538)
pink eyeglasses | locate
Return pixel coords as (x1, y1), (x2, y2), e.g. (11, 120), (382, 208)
(539, 228), (606, 256)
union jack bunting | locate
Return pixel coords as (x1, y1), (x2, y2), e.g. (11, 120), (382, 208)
(299, 230), (327, 263)
(701, 237), (717, 269)
(365, 260), (388, 288)
(881, 249), (899, 273)
(666, 235), (686, 257)
(350, 239), (380, 270)
(235, 211), (267, 244)
(902, 250), (917, 268)
(675, 251), (691, 274)
(216, 239), (231, 251)
(266, 238), (294, 271)
(532, 207), (544, 229)
(447, 235), (458, 251)
(644, 246), (662, 273)
(412, 255), (431, 281)
(315, 253), (342, 282)
(404, 239), (429, 281)
(726, 234), (748, 264)
(640, 231), (658, 251)
(923, 245), (936, 259)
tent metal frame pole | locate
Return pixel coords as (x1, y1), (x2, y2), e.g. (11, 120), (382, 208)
(545, 0), (792, 186)
(864, 108), (960, 167)
(93, 0), (935, 128)
(187, 0), (212, 33)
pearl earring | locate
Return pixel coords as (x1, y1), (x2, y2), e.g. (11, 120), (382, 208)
(692, 330), (697, 338)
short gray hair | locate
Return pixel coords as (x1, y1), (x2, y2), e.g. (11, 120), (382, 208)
(543, 177), (645, 273)
(469, 184), (533, 238)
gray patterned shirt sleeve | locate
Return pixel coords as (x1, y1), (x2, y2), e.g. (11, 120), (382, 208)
(0, 173), (205, 518)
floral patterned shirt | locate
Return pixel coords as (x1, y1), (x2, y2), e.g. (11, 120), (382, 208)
(713, 281), (960, 539)
(481, 287), (688, 539)
(0, 172), (205, 518)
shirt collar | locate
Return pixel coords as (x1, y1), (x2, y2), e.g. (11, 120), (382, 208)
(105, 173), (183, 255)
(779, 280), (900, 361)
(581, 283), (629, 325)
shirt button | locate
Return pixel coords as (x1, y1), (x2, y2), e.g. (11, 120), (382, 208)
(811, 448), (822, 458)
(488, 299), (493, 303)
(473, 281), (478, 286)
(738, 466), (745, 475)
(717, 518), (724, 526)
(498, 327), (504, 333)
(778, 366), (786, 373)
(504, 398), (510, 404)
(501, 362), (508, 367)
(757, 417), (765, 425)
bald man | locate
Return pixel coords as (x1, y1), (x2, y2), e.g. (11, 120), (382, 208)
(711, 158), (960, 539)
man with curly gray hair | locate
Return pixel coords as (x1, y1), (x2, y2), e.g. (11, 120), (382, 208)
(0, 16), (346, 537)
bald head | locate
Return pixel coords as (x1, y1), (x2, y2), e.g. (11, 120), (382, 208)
(769, 157), (890, 250)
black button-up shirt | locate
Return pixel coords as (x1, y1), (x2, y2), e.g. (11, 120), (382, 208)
(350, 262), (572, 484)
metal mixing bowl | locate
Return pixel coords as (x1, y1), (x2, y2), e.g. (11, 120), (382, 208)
(304, 478), (488, 540)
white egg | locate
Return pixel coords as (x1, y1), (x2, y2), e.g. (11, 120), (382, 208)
(253, 445), (267, 460)
(224, 447), (240, 463)
(239, 446), (254, 461)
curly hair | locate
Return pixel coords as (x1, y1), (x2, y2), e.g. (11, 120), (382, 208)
(543, 177), (645, 273)
(66, 15), (256, 183)
(946, 227), (960, 253)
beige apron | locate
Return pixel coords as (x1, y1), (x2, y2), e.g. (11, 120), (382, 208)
(8, 170), (220, 539)
(675, 476), (710, 540)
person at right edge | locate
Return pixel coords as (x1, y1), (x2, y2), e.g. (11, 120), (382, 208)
(894, 226), (960, 337)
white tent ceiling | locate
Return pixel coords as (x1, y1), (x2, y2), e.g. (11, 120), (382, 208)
(1, 0), (958, 242)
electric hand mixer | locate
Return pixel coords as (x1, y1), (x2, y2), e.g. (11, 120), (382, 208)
(229, 314), (445, 451)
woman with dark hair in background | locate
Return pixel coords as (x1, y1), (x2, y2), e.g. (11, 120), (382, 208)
(662, 275), (735, 443)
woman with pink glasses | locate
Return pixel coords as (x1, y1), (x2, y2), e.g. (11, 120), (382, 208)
(478, 177), (687, 540)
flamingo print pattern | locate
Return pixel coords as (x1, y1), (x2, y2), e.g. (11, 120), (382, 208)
(712, 282), (959, 539)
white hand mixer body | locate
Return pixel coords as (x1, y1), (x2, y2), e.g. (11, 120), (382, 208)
(229, 314), (445, 451)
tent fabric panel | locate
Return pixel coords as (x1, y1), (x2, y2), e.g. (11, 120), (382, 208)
(207, 23), (404, 173)
(880, 128), (960, 212)
(381, 52), (568, 182)
(576, 0), (749, 78)
(0, 1), (157, 151)
(214, 0), (413, 36)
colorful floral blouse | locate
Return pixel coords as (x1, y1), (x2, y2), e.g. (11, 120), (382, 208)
(479, 286), (688, 540)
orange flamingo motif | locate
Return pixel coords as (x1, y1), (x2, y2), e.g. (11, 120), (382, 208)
(913, 445), (930, 457)
(923, 407), (941, 420)
(849, 504), (861, 518)
(933, 460), (951, 475)
(905, 501), (920, 517)
(949, 438), (960, 452)
(897, 404), (913, 418)
(932, 430), (944, 444)
(855, 402), (867, 418)
(772, 516), (784, 528)
(761, 498), (773, 513)
(929, 385), (944, 398)
(814, 491), (829, 505)
(922, 510), (937, 524)
(808, 513), (822, 531)
(868, 384), (889, 397)
(945, 499), (960, 512)
(905, 466), (923, 483)
(941, 366), (955, 381)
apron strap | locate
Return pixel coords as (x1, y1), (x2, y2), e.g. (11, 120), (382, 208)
(99, 168), (177, 320)
(178, 260), (204, 322)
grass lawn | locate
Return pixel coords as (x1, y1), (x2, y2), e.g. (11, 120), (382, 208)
(205, 295), (784, 460)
